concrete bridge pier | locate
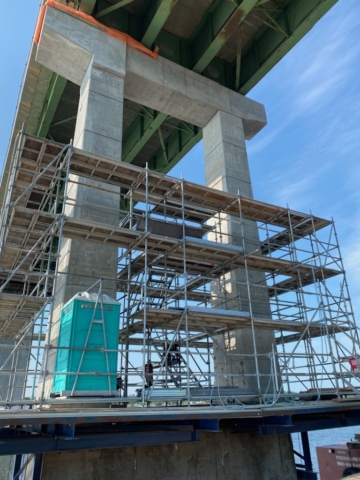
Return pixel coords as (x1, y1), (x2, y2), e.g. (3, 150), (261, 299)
(30, 6), (297, 479)
(203, 111), (277, 395)
(36, 16), (126, 398)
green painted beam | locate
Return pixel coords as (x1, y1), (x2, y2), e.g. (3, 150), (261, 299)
(141, 0), (179, 48)
(125, 0), (256, 165)
(123, 0), (337, 172)
(191, 0), (258, 74)
(95, 0), (134, 19)
(149, 123), (202, 174)
(50, 115), (77, 128)
(122, 111), (168, 163)
(42, 0), (337, 177)
(119, 124), (201, 213)
(35, 74), (67, 138)
(109, 0), (337, 173)
(238, 0), (339, 94)
(79, 0), (97, 14)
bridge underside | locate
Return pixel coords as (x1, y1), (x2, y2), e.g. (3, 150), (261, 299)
(1, 0), (338, 205)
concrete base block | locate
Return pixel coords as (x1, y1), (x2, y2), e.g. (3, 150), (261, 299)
(40, 429), (297, 480)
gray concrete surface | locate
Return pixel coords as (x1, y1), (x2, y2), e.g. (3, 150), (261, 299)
(40, 429), (297, 480)
(35, 4), (269, 399)
(39, 61), (124, 398)
(203, 111), (277, 394)
(33, 7), (296, 480)
(36, 7), (266, 139)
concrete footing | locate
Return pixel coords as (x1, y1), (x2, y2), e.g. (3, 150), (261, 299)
(40, 429), (297, 480)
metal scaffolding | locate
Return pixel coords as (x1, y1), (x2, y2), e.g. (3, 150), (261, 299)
(0, 131), (359, 408)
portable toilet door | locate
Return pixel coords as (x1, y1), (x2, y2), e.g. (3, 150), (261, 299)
(53, 292), (120, 396)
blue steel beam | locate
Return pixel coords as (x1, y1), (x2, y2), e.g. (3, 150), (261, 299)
(296, 470), (317, 480)
(301, 431), (313, 472)
(192, 419), (220, 432)
(0, 430), (201, 456)
(2, 405), (360, 456)
(1, 403), (360, 427)
(258, 417), (360, 435)
(12, 455), (22, 480)
(32, 454), (43, 480)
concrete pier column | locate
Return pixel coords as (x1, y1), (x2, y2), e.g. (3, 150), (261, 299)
(54, 62), (124, 302)
(74, 62), (124, 161)
(41, 61), (125, 398)
(203, 111), (276, 394)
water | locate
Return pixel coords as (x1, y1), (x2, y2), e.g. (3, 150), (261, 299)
(0, 427), (357, 479)
(292, 426), (358, 476)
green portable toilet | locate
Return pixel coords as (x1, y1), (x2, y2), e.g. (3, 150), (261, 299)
(52, 292), (120, 396)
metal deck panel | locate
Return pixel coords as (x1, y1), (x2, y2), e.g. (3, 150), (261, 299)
(119, 306), (344, 339)
(0, 294), (47, 338)
(1, 400), (360, 427)
(5, 206), (340, 283)
(16, 134), (330, 231)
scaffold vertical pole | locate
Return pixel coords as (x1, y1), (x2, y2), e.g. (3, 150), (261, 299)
(141, 164), (149, 406)
(39, 140), (73, 405)
(181, 177), (191, 404)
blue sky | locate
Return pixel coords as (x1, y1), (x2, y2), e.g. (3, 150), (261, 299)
(1, 0), (360, 317)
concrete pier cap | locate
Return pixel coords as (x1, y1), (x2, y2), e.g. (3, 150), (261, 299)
(35, 6), (267, 140)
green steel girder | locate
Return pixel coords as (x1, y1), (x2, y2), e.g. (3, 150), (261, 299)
(38, 0), (338, 174)
(142, 0), (179, 48)
(35, 74), (67, 139)
(123, 0), (257, 169)
(95, 0), (135, 20)
(237, 0), (338, 94)
(191, 0), (258, 74)
(50, 115), (77, 128)
(122, 111), (168, 163)
(148, 123), (202, 174)
(120, 0), (338, 172)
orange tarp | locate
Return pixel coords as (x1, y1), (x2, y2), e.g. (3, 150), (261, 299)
(34, 0), (158, 59)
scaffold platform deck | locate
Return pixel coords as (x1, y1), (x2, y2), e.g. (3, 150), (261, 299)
(0, 132), (358, 423)
(15, 135), (330, 232)
(119, 307), (341, 339)
(3, 206), (340, 284)
(0, 294), (47, 338)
